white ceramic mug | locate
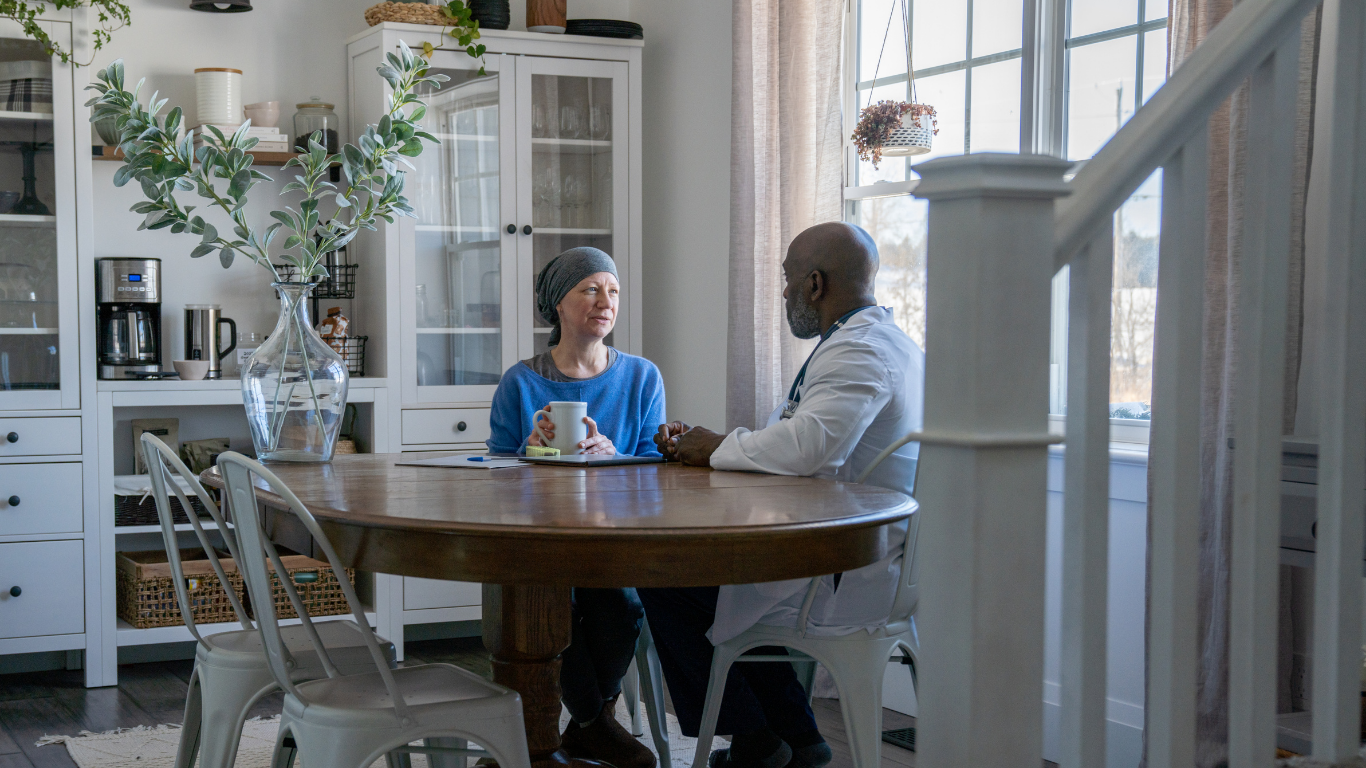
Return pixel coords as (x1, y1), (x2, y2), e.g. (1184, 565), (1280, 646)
(533, 401), (589, 455)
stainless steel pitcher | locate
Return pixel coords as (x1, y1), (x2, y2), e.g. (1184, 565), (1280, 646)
(183, 304), (237, 379)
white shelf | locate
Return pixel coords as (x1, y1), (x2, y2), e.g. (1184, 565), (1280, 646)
(101, 377), (388, 407)
(415, 225), (499, 234)
(114, 521), (231, 535)
(416, 327), (500, 335)
(530, 136), (611, 151)
(0, 110), (52, 122)
(0, 327), (57, 335)
(0, 214), (56, 226)
(437, 133), (496, 142)
(116, 609), (377, 647)
(534, 228), (612, 236)
(533, 327), (552, 334)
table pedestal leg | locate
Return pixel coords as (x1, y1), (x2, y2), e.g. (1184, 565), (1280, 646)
(483, 585), (608, 768)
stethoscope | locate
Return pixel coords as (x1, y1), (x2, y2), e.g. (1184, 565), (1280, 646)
(778, 305), (876, 421)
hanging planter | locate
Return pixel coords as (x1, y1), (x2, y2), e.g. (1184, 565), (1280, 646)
(854, 101), (937, 167)
(851, 0), (936, 168)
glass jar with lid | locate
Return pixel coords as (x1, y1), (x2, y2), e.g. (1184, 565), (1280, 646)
(293, 98), (339, 153)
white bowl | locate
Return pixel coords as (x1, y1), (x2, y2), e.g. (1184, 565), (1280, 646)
(244, 100), (279, 128)
(173, 360), (210, 381)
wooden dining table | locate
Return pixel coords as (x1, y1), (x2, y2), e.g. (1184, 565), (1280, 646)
(201, 453), (915, 768)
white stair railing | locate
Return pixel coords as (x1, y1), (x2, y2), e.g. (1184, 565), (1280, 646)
(910, 0), (1364, 766)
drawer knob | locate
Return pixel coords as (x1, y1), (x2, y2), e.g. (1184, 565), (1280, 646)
(5, 432), (16, 443)
(8, 586), (18, 597)
(522, 225), (532, 235)
(456, 421), (467, 432)
(6, 496), (17, 507)
(506, 224), (516, 234)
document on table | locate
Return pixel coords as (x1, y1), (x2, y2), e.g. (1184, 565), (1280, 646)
(394, 455), (523, 470)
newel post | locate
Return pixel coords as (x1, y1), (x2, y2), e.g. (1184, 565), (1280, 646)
(910, 154), (1072, 768)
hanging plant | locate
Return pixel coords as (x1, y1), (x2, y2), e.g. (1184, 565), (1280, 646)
(853, 101), (937, 168)
(852, 0), (935, 169)
(0, 0), (131, 66)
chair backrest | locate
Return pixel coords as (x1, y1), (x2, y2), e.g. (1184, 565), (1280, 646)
(139, 432), (253, 646)
(217, 451), (413, 723)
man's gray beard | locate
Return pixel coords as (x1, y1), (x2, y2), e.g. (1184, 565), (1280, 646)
(786, 294), (822, 339)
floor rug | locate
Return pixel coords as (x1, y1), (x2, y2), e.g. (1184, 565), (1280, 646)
(38, 704), (724, 768)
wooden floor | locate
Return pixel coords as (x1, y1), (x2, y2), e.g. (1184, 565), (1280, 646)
(0, 637), (919, 768)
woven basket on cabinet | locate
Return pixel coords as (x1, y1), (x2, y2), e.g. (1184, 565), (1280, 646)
(364, 2), (449, 26)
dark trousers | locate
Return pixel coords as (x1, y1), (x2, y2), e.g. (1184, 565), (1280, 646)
(561, 587), (645, 723)
(638, 586), (820, 742)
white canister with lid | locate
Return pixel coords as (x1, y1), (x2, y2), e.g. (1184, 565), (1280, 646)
(195, 67), (243, 126)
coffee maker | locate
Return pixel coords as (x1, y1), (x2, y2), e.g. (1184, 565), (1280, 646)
(96, 258), (162, 379)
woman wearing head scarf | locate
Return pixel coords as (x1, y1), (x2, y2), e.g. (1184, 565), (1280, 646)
(487, 247), (664, 768)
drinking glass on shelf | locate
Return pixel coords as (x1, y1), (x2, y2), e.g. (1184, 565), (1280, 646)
(533, 103), (550, 138)
(533, 169), (561, 228)
(559, 105), (586, 140)
(590, 104), (611, 141)
(563, 174), (590, 229)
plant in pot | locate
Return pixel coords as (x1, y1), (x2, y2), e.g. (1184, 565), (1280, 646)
(852, 100), (937, 168)
(87, 42), (446, 462)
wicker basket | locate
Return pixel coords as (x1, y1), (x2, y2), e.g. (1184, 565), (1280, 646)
(116, 549), (244, 629)
(117, 548), (355, 629)
(365, 1), (449, 26)
(246, 552), (354, 621)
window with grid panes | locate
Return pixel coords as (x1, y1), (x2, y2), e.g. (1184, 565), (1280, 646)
(844, 0), (1169, 423)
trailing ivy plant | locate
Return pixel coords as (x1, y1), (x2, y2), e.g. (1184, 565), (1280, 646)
(1, 0), (130, 66)
(420, 0), (487, 75)
(84, 40), (447, 282)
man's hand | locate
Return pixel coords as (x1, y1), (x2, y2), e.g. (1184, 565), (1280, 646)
(655, 421), (691, 461)
(675, 426), (726, 467)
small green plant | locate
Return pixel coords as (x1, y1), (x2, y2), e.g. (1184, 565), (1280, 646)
(0, 0), (130, 66)
(420, 0), (488, 75)
(84, 41), (446, 281)
(852, 100), (937, 168)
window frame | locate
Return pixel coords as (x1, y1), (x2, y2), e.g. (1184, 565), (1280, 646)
(843, 0), (1167, 444)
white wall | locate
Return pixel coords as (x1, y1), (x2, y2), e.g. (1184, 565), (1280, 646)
(633, 0), (732, 427)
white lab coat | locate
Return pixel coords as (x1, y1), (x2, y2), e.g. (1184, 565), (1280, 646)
(707, 307), (923, 644)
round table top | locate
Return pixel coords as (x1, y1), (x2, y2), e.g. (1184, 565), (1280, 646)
(200, 453), (916, 588)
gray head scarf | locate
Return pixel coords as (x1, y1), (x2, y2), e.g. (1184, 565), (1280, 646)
(535, 247), (618, 346)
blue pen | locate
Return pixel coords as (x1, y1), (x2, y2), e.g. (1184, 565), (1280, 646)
(468, 456), (488, 462)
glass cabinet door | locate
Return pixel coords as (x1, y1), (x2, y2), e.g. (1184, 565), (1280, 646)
(403, 53), (517, 403)
(518, 58), (630, 359)
(0, 23), (76, 409)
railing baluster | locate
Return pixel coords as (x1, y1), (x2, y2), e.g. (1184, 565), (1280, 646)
(1311, 0), (1366, 760)
(1228, 35), (1300, 768)
(1147, 126), (1208, 768)
(1059, 223), (1112, 768)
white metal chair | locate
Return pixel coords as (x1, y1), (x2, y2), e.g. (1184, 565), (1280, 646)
(689, 452), (921, 768)
(620, 617), (671, 759)
(140, 433), (402, 768)
(218, 450), (532, 768)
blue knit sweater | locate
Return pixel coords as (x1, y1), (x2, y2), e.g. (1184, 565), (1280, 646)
(486, 350), (667, 456)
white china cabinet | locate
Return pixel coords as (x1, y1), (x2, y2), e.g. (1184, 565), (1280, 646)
(347, 23), (641, 640)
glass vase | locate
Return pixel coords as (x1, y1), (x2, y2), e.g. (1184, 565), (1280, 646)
(242, 283), (349, 462)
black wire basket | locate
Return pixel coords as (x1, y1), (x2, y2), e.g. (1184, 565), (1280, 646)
(337, 335), (367, 377)
(273, 263), (358, 300)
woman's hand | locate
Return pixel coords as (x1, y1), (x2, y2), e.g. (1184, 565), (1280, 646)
(578, 416), (616, 455)
(528, 405), (555, 447)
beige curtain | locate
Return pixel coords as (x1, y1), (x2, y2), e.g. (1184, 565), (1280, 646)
(727, 0), (845, 431)
(1144, 3), (1320, 766)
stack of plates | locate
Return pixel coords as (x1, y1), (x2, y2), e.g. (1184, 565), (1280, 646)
(565, 19), (643, 39)
(469, 0), (510, 30)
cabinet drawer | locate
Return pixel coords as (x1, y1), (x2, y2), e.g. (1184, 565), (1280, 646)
(404, 577), (481, 611)
(0, 463), (81, 537)
(0, 540), (84, 638)
(0, 417), (80, 456)
(402, 408), (491, 446)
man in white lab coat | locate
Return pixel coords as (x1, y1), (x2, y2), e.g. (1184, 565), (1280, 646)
(641, 222), (922, 768)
